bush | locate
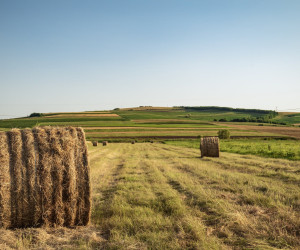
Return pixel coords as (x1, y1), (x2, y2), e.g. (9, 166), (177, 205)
(219, 118), (227, 122)
(218, 129), (230, 139)
(29, 112), (43, 117)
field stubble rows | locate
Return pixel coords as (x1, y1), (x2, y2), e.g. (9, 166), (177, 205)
(0, 143), (299, 249)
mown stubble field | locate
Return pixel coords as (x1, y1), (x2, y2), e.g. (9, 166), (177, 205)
(0, 143), (299, 249)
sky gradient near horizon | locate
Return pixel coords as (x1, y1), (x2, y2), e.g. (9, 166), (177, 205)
(1, 0), (300, 119)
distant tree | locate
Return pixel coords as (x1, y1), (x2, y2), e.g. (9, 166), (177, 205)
(218, 129), (230, 139)
(29, 112), (43, 117)
(219, 118), (227, 122)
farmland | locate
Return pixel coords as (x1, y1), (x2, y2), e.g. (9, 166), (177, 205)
(1, 107), (300, 159)
(0, 106), (300, 249)
(1, 143), (299, 249)
(1, 106), (300, 160)
(1, 107), (300, 142)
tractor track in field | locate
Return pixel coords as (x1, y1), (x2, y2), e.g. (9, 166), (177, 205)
(150, 156), (240, 246)
(149, 148), (271, 248)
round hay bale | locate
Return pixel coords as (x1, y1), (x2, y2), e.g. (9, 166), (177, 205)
(0, 127), (91, 229)
(131, 141), (135, 144)
(200, 136), (220, 158)
(92, 141), (98, 147)
(102, 141), (108, 146)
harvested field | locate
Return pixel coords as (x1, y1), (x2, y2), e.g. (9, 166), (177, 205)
(1, 143), (299, 249)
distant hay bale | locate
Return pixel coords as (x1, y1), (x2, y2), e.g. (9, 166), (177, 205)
(131, 141), (135, 144)
(0, 127), (91, 229)
(102, 141), (108, 146)
(200, 136), (220, 158)
(92, 141), (98, 147)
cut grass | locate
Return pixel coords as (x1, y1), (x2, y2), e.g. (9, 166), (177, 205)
(1, 143), (299, 249)
(165, 139), (300, 160)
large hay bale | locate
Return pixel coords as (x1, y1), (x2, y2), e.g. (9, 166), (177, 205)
(102, 141), (108, 146)
(92, 141), (98, 147)
(0, 127), (91, 229)
(131, 141), (135, 144)
(200, 136), (220, 157)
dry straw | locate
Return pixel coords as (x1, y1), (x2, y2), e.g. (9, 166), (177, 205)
(200, 136), (220, 157)
(92, 141), (98, 147)
(0, 127), (91, 229)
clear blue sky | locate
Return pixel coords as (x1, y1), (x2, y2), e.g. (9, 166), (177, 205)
(1, 0), (299, 118)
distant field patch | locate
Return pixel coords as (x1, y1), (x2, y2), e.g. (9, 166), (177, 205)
(133, 119), (216, 125)
(277, 112), (298, 116)
(44, 114), (120, 118)
(221, 123), (300, 139)
(272, 112), (300, 124)
(83, 127), (223, 131)
(118, 106), (178, 111)
(85, 129), (280, 140)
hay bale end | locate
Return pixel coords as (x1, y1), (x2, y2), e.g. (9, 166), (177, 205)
(0, 127), (91, 229)
(200, 136), (220, 158)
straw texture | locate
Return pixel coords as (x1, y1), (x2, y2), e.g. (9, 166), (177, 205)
(0, 127), (91, 228)
(200, 136), (220, 157)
